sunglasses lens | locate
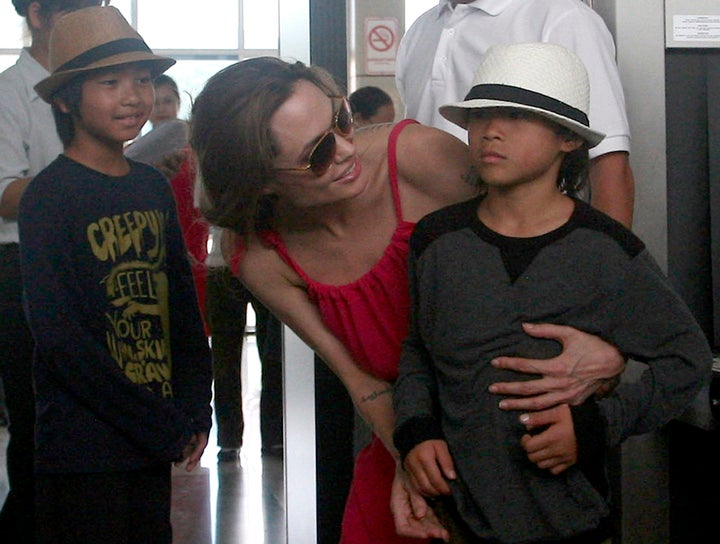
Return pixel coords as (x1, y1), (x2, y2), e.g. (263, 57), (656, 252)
(309, 132), (336, 176)
(336, 100), (354, 136)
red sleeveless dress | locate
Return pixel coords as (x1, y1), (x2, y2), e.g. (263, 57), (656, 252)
(258, 120), (426, 543)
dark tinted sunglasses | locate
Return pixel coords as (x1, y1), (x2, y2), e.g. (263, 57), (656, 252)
(276, 96), (354, 177)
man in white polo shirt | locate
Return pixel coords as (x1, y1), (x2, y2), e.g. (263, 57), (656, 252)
(396, 0), (635, 228)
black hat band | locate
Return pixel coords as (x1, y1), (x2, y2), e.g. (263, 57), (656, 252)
(55, 37), (152, 73)
(464, 84), (589, 127)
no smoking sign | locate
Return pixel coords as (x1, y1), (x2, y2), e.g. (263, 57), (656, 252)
(365, 17), (399, 75)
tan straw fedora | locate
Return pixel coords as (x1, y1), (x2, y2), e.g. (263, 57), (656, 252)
(439, 42), (605, 148)
(35, 5), (175, 102)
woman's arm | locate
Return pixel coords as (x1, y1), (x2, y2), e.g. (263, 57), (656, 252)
(230, 234), (400, 457)
(393, 122), (479, 221)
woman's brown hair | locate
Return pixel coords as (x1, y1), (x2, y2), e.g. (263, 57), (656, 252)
(190, 57), (342, 236)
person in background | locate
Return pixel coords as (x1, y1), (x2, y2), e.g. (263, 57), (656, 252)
(393, 42), (712, 543)
(149, 73), (181, 127)
(348, 85), (396, 127)
(123, 72), (188, 168)
(0, 1), (106, 539)
(396, 0), (635, 229)
(189, 56), (626, 543)
(20, 6), (212, 541)
(205, 227), (284, 462)
(124, 75), (209, 324)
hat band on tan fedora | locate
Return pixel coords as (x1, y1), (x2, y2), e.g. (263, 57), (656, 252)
(464, 84), (590, 128)
(55, 37), (152, 73)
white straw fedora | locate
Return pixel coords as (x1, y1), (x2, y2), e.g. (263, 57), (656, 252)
(439, 42), (605, 148)
(35, 5), (175, 102)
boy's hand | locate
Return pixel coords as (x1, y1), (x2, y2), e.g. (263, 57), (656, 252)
(175, 432), (209, 472)
(403, 439), (456, 496)
(520, 404), (577, 474)
(391, 465), (450, 541)
(489, 322), (625, 410)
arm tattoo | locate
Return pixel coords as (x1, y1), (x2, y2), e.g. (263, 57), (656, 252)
(360, 386), (393, 404)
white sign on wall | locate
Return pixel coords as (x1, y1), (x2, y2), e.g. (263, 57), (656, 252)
(365, 17), (399, 75)
(673, 15), (720, 42)
(665, 0), (720, 48)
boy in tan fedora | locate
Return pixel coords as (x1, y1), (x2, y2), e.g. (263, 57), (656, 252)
(392, 43), (711, 543)
(17, 6), (212, 542)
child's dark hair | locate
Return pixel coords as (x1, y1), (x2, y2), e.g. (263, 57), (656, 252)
(348, 86), (392, 120)
(51, 75), (84, 147)
(190, 57), (343, 236)
(555, 124), (590, 195)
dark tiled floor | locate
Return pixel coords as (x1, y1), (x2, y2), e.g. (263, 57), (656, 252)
(0, 333), (286, 544)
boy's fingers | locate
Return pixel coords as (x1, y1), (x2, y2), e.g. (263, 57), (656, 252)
(519, 406), (561, 429)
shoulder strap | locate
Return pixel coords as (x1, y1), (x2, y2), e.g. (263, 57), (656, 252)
(230, 231), (313, 285)
(258, 230), (313, 285)
(387, 119), (420, 222)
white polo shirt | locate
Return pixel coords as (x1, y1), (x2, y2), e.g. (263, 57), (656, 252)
(396, 0), (631, 159)
(0, 48), (62, 244)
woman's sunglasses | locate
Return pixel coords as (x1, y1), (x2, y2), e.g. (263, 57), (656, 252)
(276, 96), (354, 177)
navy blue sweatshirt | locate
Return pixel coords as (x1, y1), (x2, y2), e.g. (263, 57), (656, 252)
(19, 155), (212, 473)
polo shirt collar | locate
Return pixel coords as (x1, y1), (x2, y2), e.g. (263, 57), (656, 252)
(440, 0), (516, 17)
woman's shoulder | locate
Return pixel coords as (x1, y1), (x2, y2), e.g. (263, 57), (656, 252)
(354, 122), (393, 155)
(354, 120), (465, 171)
(395, 121), (465, 156)
(220, 229), (301, 288)
(393, 124), (474, 201)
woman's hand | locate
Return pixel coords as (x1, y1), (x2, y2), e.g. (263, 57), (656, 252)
(489, 322), (625, 411)
(391, 464), (450, 541)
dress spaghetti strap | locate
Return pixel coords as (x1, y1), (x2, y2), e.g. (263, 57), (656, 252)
(387, 119), (419, 222)
(254, 120), (420, 283)
(259, 230), (311, 284)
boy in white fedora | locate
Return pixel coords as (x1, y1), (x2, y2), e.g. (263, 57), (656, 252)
(18, 6), (212, 542)
(392, 42), (711, 543)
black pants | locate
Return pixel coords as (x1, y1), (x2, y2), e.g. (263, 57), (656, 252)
(315, 358), (354, 544)
(205, 267), (283, 451)
(0, 243), (36, 541)
(35, 464), (172, 544)
(207, 267), (353, 542)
